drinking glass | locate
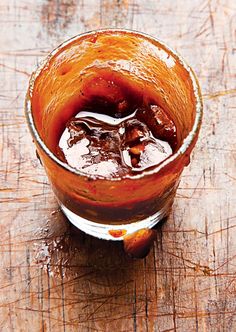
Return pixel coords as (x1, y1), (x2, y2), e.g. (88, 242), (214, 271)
(25, 29), (202, 240)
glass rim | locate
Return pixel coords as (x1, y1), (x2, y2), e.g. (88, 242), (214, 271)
(25, 28), (203, 181)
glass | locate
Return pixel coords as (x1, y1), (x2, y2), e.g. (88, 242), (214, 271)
(25, 29), (202, 241)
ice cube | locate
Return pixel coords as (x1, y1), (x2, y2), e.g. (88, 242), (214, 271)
(136, 105), (177, 149)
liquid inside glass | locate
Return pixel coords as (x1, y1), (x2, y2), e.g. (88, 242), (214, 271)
(57, 99), (177, 178)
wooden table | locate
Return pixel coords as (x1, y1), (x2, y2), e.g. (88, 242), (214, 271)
(1, 1), (236, 331)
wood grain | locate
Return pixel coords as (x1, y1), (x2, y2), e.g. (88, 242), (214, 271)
(1, 0), (236, 331)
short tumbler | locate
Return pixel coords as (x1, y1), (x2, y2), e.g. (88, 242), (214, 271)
(25, 29), (202, 240)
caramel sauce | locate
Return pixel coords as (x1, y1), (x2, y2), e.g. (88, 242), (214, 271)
(123, 228), (156, 258)
(56, 75), (177, 178)
(108, 229), (127, 238)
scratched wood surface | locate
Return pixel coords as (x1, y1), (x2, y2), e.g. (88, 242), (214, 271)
(0, 0), (236, 331)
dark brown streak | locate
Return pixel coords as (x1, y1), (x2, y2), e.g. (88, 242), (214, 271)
(33, 271), (95, 296)
(8, 230), (13, 332)
(212, 253), (236, 273)
(61, 265), (66, 332)
(203, 88), (236, 99)
(40, 268), (45, 331)
(0, 63), (30, 76)
(85, 283), (132, 322)
(193, 271), (199, 331)
(47, 264), (52, 331)
(0, 274), (40, 292)
(144, 258), (149, 332)
(14, 307), (50, 313)
(26, 247), (31, 303)
(163, 250), (213, 275)
(208, 0), (215, 33)
(194, 14), (211, 38)
(190, 173), (204, 198)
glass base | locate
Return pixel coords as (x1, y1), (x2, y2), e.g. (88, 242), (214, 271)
(60, 202), (172, 241)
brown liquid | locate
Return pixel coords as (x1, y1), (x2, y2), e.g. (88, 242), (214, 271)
(57, 104), (177, 178)
(53, 75), (178, 223)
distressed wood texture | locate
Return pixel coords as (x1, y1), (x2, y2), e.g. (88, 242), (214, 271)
(0, 0), (236, 331)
